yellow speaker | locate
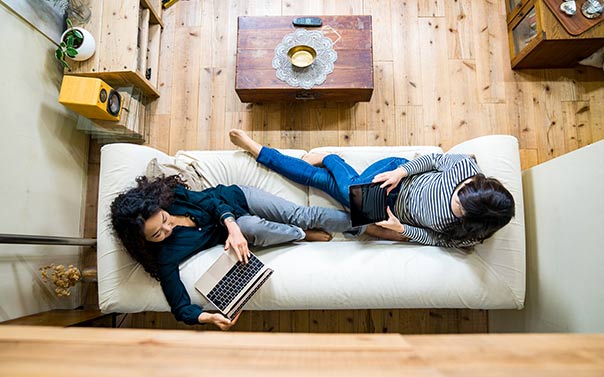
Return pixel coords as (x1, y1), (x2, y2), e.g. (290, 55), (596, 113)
(58, 76), (122, 121)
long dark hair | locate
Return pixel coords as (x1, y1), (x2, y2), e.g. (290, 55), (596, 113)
(110, 175), (188, 280)
(443, 174), (515, 246)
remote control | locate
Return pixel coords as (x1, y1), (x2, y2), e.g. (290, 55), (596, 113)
(292, 17), (322, 27)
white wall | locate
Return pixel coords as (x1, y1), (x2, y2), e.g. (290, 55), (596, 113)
(0, 5), (89, 321)
(490, 141), (604, 333)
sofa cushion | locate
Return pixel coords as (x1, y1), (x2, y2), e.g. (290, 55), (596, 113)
(145, 157), (209, 191)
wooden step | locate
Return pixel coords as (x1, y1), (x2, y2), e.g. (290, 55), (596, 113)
(0, 309), (114, 327)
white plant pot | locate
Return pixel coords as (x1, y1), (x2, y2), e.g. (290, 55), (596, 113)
(61, 26), (96, 61)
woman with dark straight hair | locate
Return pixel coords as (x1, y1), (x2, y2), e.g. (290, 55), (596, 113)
(229, 129), (515, 248)
(440, 173), (516, 243)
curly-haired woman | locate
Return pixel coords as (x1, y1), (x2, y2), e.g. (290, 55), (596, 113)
(110, 175), (353, 330)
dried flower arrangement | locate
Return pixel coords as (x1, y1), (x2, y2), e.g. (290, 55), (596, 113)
(39, 264), (82, 297)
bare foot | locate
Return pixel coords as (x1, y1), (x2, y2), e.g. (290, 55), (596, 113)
(303, 229), (333, 242)
(229, 129), (262, 158)
(365, 224), (410, 242)
(302, 152), (327, 167)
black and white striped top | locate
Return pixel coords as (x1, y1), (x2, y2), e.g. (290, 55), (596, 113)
(393, 153), (480, 248)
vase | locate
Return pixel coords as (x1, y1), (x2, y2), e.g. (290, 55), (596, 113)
(81, 267), (98, 282)
(61, 26), (95, 61)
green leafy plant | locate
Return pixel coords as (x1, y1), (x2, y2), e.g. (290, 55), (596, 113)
(55, 19), (83, 69)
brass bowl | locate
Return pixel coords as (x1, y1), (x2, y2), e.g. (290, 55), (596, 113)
(287, 45), (317, 68)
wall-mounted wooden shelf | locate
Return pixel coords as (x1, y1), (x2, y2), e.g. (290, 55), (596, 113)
(66, 0), (163, 99)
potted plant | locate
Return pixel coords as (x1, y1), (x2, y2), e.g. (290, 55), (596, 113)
(55, 18), (96, 69)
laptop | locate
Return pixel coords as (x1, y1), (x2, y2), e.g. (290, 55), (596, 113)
(349, 182), (389, 227)
(194, 250), (273, 320)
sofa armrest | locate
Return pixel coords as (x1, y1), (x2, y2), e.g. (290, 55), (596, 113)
(97, 143), (174, 313)
(448, 135), (526, 309)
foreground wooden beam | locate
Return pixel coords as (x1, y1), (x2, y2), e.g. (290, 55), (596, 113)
(0, 326), (603, 376)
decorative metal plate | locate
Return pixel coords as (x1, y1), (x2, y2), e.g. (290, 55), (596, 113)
(272, 29), (338, 90)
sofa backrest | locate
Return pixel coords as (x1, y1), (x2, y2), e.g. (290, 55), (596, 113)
(176, 149), (309, 206)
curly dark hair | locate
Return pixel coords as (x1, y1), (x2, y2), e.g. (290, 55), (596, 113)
(443, 173), (515, 246)
(110, 175), (188, 280)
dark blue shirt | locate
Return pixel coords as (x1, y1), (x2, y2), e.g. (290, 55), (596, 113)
(157, 184), (249, 325)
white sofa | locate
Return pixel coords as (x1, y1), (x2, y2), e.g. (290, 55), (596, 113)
(97, 135), (526, 316)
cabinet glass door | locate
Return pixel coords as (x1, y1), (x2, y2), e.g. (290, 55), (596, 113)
(509, 0), (523, 10)
(511, 6), (537, 55)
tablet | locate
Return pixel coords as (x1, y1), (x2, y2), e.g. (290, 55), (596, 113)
(349, 182), (388, 227)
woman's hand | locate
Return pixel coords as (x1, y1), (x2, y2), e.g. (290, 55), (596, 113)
(198, 312), (241, 330)
(375, 207), (404, 233)
(372, 167), (407, 194)
(224, 219), (250, 263)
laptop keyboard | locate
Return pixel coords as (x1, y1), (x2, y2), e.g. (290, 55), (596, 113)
(206, 254), (264, 311)
(228, 269), (273, 320)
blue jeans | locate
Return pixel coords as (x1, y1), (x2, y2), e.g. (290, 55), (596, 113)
(256, 147), (409, 208)
(237, 186), (353, 247)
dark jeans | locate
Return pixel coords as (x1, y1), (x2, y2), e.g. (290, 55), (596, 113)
(256, 147), (408, 208)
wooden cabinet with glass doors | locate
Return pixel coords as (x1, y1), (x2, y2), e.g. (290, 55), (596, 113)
(506, 0), (604, 68)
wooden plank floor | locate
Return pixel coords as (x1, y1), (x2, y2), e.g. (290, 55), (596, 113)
(147, 0), (604, 164)
(83, 0), (604, 333)
(111, 308), (486, 334)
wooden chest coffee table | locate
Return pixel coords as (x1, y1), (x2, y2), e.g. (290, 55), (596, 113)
(235, 16), (373, 102)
